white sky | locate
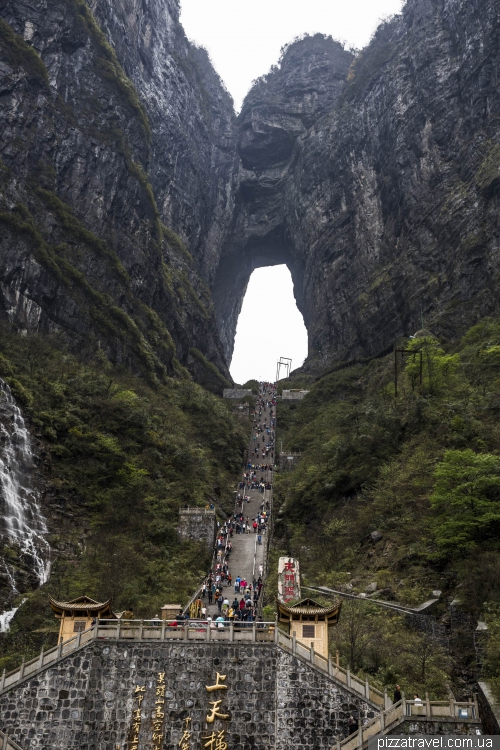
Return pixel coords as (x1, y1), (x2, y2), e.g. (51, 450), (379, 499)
(180, 0), (404, 383)
(229, 266), (307, 384)
(180, 0), (404, 111)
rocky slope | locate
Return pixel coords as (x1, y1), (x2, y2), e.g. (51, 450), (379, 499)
(0, 0), (235, 389)
(215, 0), (500, 371)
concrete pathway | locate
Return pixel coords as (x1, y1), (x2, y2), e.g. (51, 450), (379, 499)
(203, 385), (276, 620)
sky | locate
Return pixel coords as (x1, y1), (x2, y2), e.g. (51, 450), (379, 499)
(180, 0), (404, 383)
(180, 0), (404, 111)
(229, 266), (307, 384)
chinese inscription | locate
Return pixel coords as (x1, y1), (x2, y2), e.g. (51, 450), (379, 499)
(278, 557), (301, 603)
(178, 716), (192, 750)
(203, 672), (230, 748)
(152, 672), (166, 750)
(129, 685), (145, 750)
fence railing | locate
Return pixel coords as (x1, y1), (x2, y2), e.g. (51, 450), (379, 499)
(275, 629), (385, 707)
(0, 619), (386, 710)
(179, 507), (215, 515)
(332, 698), (479, 750)
(0, 729), (23, 750)
(0, 620), (278, 695)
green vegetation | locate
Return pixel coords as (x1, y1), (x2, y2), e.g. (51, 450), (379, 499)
(0, 17), (49, 84)
(0, 202), (168, 380)
(342, 20), (396, 102)
(275, 319), (500, 695)
(474, 142), (500, 195)
(67, 0), (151, 143)
(0, 327), (247, 671)
(241, 379), (259, 394)
(331, 600), (450, 697)
(483, 605), (500, 701)
(189, 348), (231, 389)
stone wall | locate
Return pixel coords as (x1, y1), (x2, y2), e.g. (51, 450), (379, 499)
(0, 649), (93, 749)
(0, 641), (380, 750)
(223, 390), (252, 399)
(388, 718), (482, 736)
(177, 510), (217, 549)
(477, 682), (500, 735)
(276, 649), (375, 749)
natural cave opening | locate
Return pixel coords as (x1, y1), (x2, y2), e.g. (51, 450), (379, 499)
(229, 265), (308, 384)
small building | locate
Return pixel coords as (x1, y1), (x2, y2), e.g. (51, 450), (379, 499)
(223, 388), (253, 399)
(161, 604), (182, 621)
(178, 506), (217, 549)
(278, 597), (342, 659)
(49, 595), (116, 643)
(279, 452), (301, 471)
(282, 389), (309, 401)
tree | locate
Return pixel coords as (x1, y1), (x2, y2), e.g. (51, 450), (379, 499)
(430, 449), (500, 556)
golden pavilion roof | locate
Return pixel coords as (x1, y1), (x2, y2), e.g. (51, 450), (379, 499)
(278, 597), (342, 623)
(49, 595), (115, 617)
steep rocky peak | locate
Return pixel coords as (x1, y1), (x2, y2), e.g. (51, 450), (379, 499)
(238, 35), (353, 171)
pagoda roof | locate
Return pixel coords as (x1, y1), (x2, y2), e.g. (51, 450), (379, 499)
(49, 595), (115, 617)
(278, 597), (342, 621)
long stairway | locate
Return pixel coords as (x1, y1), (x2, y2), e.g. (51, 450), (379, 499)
(204, 384), (275, 621)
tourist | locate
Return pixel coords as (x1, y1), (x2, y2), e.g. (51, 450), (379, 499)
(394, 685), (402, 703)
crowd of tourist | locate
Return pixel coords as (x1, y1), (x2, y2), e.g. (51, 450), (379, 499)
(187, 381), (277, 627)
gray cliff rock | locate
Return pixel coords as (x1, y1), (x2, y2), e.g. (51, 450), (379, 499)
(1, 0), (500, 382)
(0, 0), (234, 388)
(214, 0), (500, 371)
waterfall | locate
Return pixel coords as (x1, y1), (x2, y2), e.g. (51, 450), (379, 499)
(0, 379), (50, 631)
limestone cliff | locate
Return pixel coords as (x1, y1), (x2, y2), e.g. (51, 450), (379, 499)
(1, 0), (500, 381)
(0, 0), (235, 389)
(215, 0), (500, 371)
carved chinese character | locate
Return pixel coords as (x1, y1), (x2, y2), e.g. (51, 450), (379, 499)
(178, 728), (192, 748)
(202, 730), (228, 750)
(157, 672), (166, 683)
(206, 699), (230, 723)
(205, 673), (228, 692)
(284, 562), (295, 571)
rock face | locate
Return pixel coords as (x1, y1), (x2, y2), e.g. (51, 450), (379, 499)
(1, 0), (500, 379)
(214, 0), (500, 370)
(0, 0), (235, 388)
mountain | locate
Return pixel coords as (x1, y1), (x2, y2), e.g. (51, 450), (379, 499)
(0, 0), (235, 390)
(217, 0), (500, 371)
(1, 0), (500, 697)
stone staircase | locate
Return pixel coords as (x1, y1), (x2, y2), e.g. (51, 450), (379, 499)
(331, 697), (480, 750)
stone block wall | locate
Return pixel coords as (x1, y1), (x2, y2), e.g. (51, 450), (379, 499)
(276, 649), (375, 749)
(477, 682), (500, 735)
(0, 650), (93, 749)
(0, 641), (381, 750)
(388, 718), (482, 735)
(177, 510), (217, 549)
